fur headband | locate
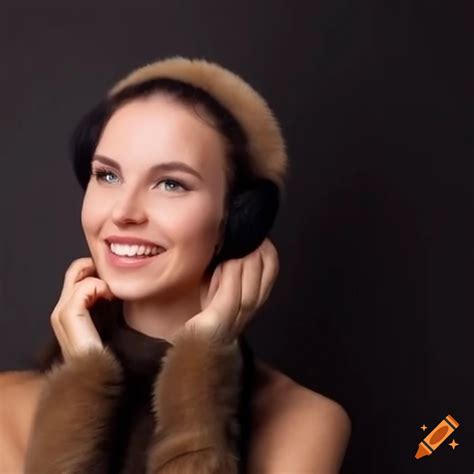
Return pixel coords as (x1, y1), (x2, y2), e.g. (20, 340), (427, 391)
(107, 56), (289, 193)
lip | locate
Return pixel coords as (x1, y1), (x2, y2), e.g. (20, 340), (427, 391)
(105, 235), (165, 248)
(104, 241), (165, 269)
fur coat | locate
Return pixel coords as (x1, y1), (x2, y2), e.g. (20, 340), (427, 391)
(24, 300), (254, 473)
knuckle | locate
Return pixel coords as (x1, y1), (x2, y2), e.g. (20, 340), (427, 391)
(262, 237), (272, 249)
(269, 244), (278, 260)
(70, 277), (108, 302)
(65, 258), (92, 277)
(50, 310), (58, 326)
(50, 308), (63, 328)
(50, 300), (62, 317)
(64, 265), (76, 280)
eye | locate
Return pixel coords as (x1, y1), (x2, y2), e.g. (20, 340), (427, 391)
(155, 178), (187, 192)
(91, 167), (187, 193)
(91, 167), (119, 184)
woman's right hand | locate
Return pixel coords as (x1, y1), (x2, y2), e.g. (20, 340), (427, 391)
(50, 257), (115, 362)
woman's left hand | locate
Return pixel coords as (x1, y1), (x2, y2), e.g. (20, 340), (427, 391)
(176, 238), (279, 344)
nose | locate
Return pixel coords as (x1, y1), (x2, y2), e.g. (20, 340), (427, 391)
(111, 187), (148, 225)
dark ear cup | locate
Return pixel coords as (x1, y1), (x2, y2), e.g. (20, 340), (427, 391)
(207, 178), (280, 272)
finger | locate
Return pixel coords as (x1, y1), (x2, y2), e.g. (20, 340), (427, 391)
(200, 264), (221, 310)
(260, 237), (277, 257)
(60, 278), (112, 354)
(211, 259), (243, 324)
(78, 277), (115, 304)
(60, 257), (96, 300)
(239, 250), (263, 324)
(208, 264), (222, 304)
(257, 241), (279, 308)
(50, 308), (73, 362)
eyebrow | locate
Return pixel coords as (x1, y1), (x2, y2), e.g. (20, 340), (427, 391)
(91, 154), (203, 181)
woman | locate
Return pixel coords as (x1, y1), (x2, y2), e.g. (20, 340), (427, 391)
(0, 56), (351, 473)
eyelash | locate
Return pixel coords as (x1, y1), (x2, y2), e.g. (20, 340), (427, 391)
(91, 167), (188, 192)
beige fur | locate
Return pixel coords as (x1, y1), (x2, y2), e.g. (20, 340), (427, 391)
(108, 56), (288, 194)
(24, 331), (243, 473)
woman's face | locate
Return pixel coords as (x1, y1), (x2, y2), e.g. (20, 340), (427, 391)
(81, 94), (228, 301)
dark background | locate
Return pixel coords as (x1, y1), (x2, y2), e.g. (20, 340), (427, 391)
(1, 4), (472, 473)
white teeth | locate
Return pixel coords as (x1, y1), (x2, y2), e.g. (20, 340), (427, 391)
(109, 242), (164, 257)
(127, 245), (138, 257)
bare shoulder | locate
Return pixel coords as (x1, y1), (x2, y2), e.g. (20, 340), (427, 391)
(0, 369), (45, 386)
(0, 369), (47, 420)
(252, 358), (351, 425)
(0, 370), (47, 470)
(249, 358), (351, 473)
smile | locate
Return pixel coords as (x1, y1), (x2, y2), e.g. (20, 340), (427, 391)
(108, 242), (165, 257)
(104, 242), (166, 268)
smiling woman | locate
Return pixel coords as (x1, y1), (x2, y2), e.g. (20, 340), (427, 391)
(0, 56), (350, 473)
(80, 94), (233, 315)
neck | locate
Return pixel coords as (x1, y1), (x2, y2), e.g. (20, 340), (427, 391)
(121, 280), (208, 343)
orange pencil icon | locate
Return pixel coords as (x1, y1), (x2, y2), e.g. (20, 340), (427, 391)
(415, 414), (459, 459)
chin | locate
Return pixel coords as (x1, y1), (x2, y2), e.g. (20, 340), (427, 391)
(106, 275), (185, 302)
(103, 278), (151, 300)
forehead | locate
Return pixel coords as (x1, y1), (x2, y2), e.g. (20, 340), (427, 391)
(95, 94), (227, 174)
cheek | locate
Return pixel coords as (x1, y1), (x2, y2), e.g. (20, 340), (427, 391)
(81, 195), (92, 237)
(81, 190), (108, 238)
(157, 198), (222, 253)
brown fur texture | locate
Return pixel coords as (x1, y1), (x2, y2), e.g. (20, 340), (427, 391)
(24, 346), (124, 473)
(24, 330), (243, 473)
(147, 329), (243, 473)
(108, 56), (289, 194)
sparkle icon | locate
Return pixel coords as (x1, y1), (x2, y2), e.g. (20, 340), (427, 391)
(448, 439), (459, 450)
